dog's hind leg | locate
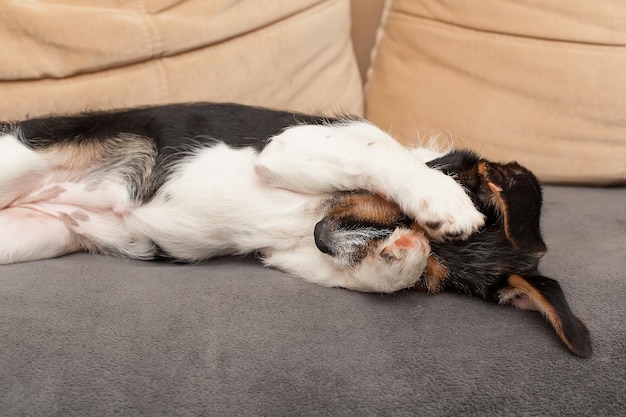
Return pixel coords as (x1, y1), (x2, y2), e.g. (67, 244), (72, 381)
(0, 132), (51, 208)
(0, 207), (81, 264)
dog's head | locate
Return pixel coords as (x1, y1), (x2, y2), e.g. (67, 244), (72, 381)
(426, 150), (546, 254)
(315, 150), (591, 357)
(428, 151), (590, 357)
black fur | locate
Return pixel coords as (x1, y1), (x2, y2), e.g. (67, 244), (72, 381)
(424, 150), (544, 298)
(17, 102), (336, 152)
(428, 225), (542, 298)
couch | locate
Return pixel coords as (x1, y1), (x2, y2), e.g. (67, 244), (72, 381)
(1, 1), (625, 416)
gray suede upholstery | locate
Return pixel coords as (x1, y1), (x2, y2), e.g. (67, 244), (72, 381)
(1, 186), (625, 416)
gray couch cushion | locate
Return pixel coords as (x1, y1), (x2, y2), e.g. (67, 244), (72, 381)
(1, 186), (624, 416)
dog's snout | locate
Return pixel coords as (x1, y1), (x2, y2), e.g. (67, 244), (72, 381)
(314, 217), (336, 255)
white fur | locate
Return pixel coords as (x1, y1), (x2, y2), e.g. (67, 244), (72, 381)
(0, 133), (51, 207)
(262, 228), (429, 293)
(0, 134), (153, 261)
(126, 143), (322, 261)
(0, 121), (485, 293)
(0, 207), (80, 264)
(256, 122), (484, 240)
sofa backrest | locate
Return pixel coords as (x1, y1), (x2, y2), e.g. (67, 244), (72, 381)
(364, 0), (626, 184)
(0, 0), (363, 120)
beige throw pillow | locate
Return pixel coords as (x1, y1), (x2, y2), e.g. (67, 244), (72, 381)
(0, 0), (363, 120)
(366, 0), (626, 184)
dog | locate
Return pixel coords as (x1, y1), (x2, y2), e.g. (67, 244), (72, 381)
(0, 102), (590, 357)
(0, 102), (482, 291)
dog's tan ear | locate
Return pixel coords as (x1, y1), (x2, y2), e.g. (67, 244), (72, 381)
(478, 161), (547, 254)
(497, 274), (592, 358)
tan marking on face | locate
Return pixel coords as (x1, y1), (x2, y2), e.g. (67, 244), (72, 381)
(477, 162), (517, 246)
(324, 192), (404, 225)
(420, 256), (449, 294)
(477, 161), (489, 178)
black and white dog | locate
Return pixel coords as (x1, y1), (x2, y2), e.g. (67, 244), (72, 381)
(0, 103), (484, 294)
(0, 102), (592, 357)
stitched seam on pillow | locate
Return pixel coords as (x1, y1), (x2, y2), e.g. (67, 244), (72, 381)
(138, 0), (169, 104)
(388, 11), (626, 50)
(363, 0), (394, 92)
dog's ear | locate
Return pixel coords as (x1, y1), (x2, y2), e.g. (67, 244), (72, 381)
(478, 161), (547, 254)
(426, 149), (482, 181)
(496, 274), (592, 358)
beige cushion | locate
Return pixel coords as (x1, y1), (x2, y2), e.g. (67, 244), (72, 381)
(366, 0), (626, 184)
(350, 0), (386, 82)
(0, 0), (362, 120)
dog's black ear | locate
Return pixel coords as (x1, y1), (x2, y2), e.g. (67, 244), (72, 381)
(496, 274), (592, 358)
(478, 161), (547, 254)
(426, 149), (481, 177)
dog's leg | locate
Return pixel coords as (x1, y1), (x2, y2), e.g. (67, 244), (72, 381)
(0, 133), (75, 263)
(255, 121), (484, 240)
(0, 207), (80, 264)
(262, 245), (399, 292)
(0, 132), (50, 208)
(262, 246), (356, 289)
(263, 226), (429, 293)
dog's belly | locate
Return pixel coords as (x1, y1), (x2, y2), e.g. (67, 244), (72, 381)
(125, 144), (324, 262)
(7, 171), (155, 259)
(1, 136), (323, 262)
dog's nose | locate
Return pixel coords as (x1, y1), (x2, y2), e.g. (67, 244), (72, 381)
(314, 217), (336, 255)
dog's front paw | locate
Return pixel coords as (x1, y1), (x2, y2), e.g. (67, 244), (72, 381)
(406, 171), (484, 241)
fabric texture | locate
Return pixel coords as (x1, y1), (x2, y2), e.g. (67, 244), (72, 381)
(349, 0), (386, 82)
(0, 0), (363, 120)
(1, 186), (625, 416)
(365, 0), (626, 184)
